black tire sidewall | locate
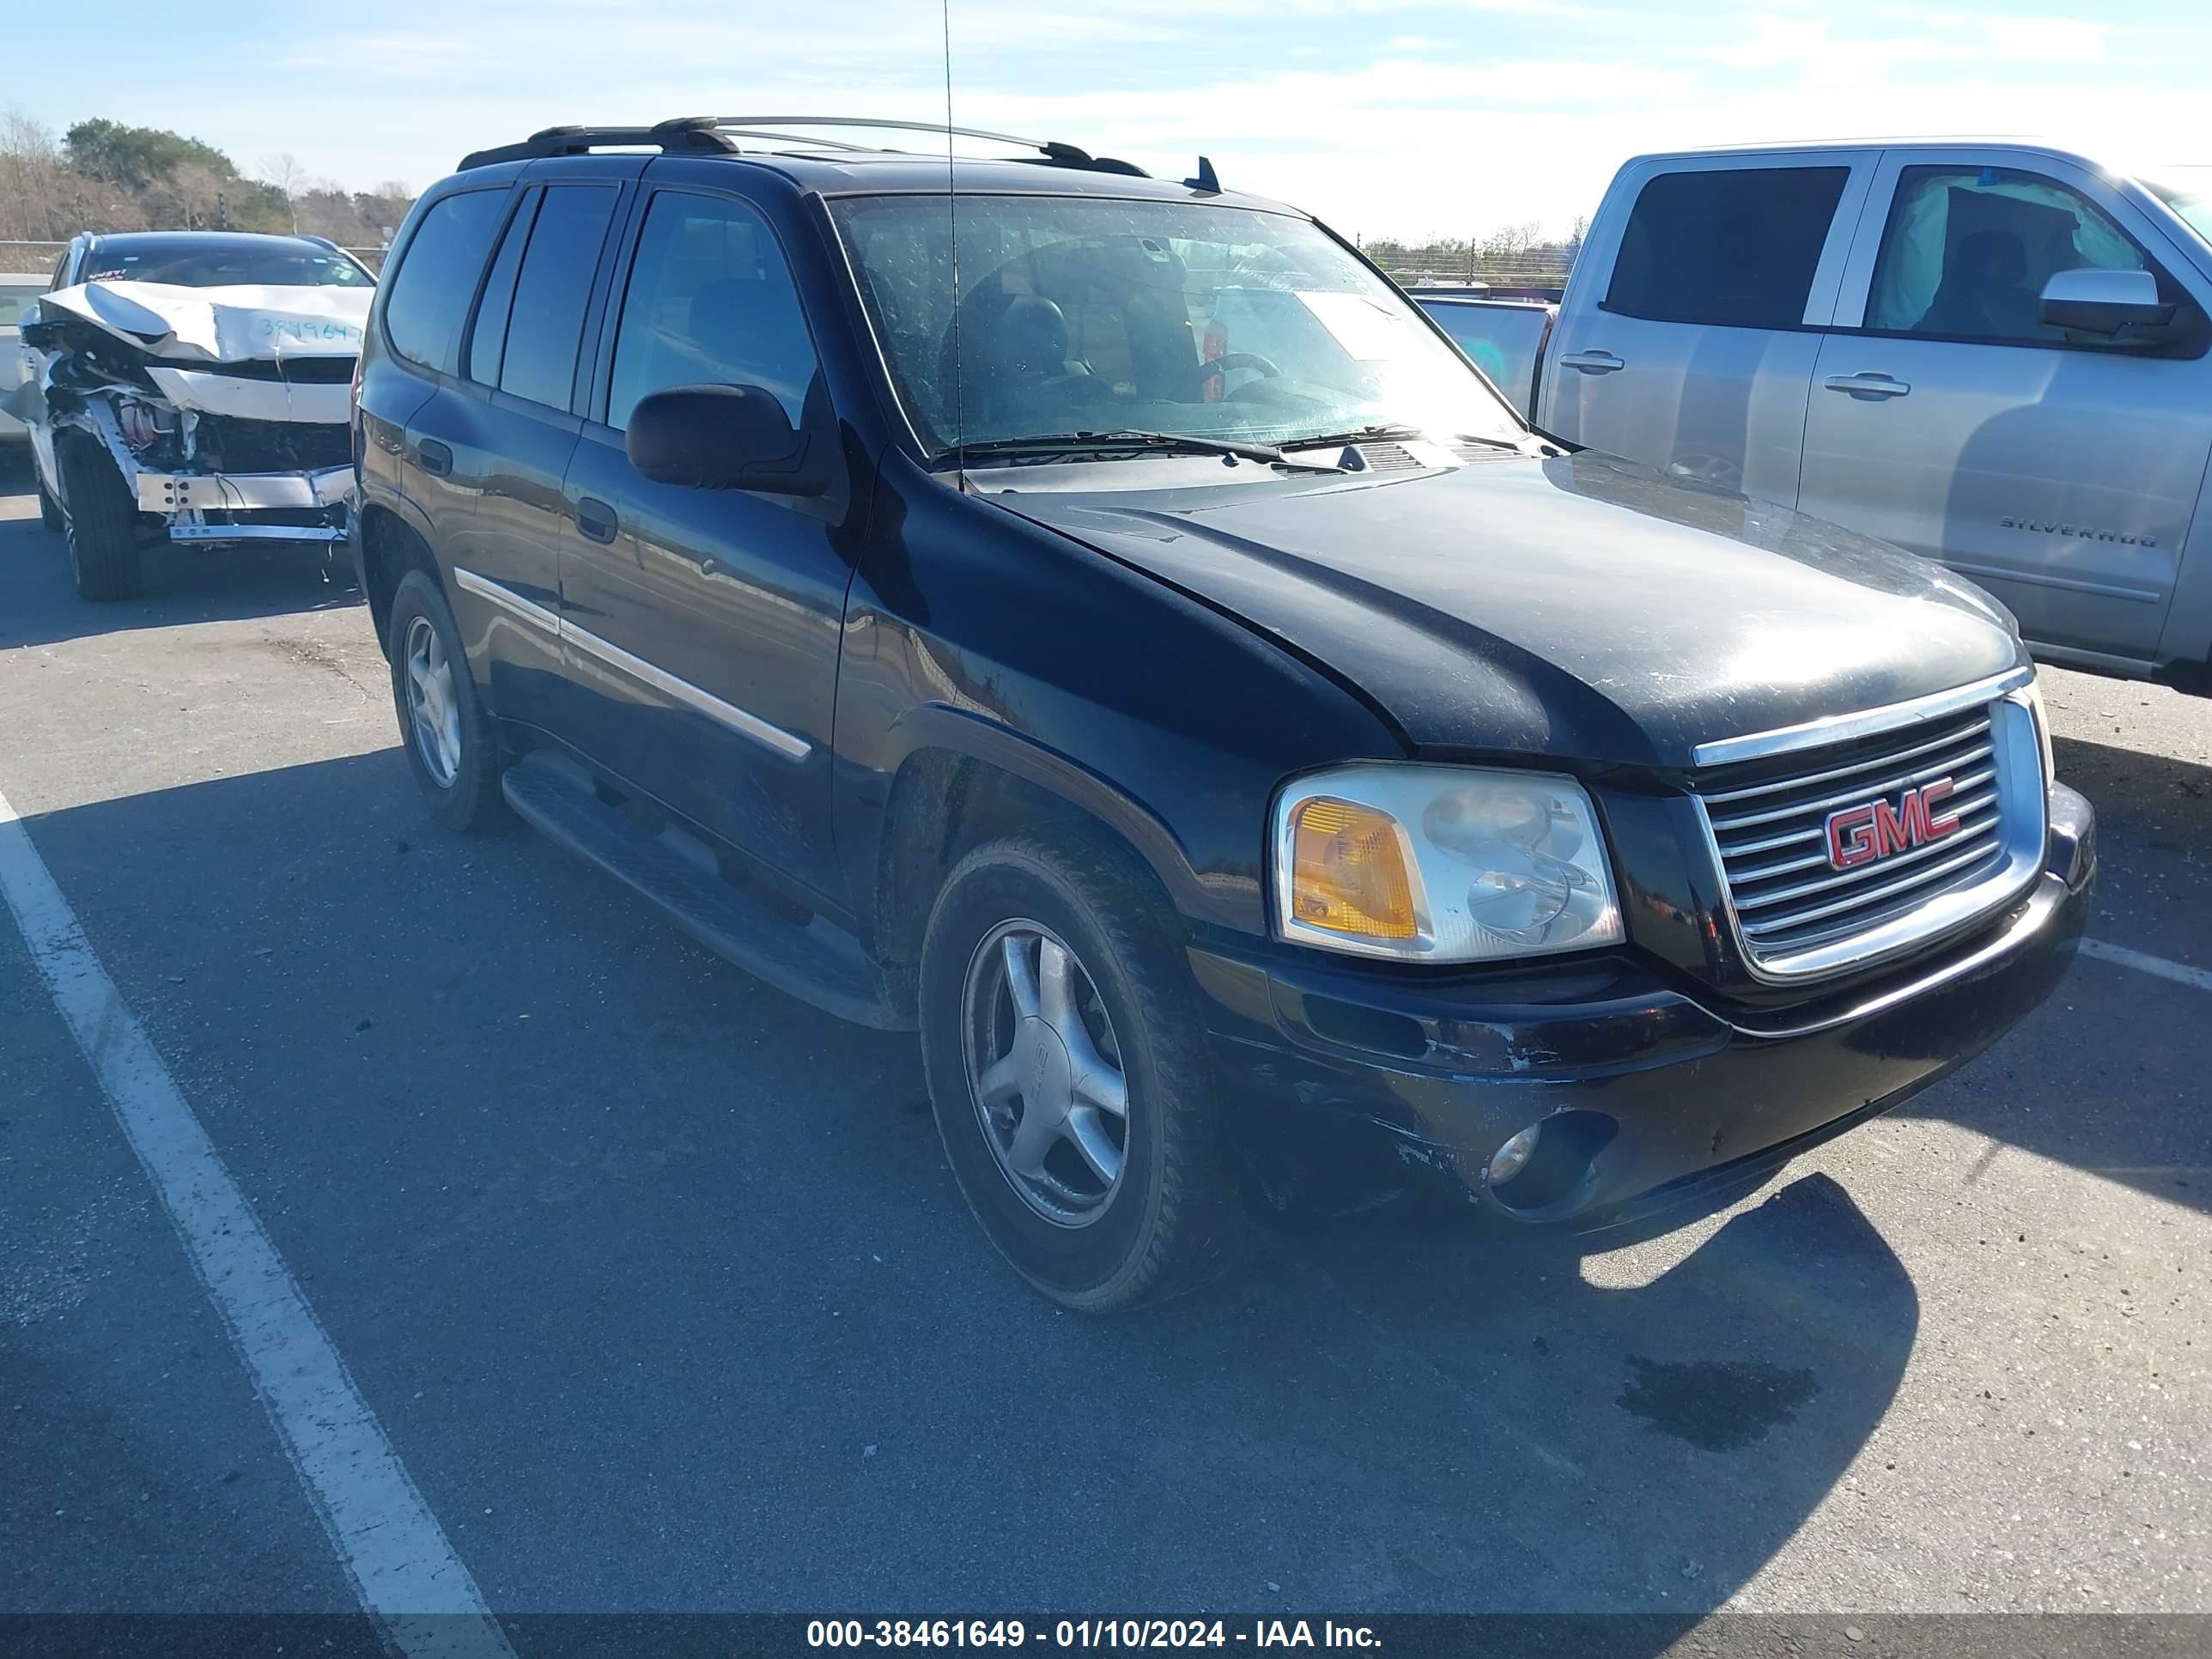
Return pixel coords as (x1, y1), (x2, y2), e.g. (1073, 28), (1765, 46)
(386, 569), (502, 831)
(920, 836), (1220, 1310)
(57, 438), (142, 600)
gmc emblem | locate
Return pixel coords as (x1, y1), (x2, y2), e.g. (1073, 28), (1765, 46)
(1826, 779), (1961, 871)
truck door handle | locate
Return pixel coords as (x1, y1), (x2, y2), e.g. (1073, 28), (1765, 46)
(1559, 350), (1625, 374)
(575, 497), (620, 544)
(1823, 373), (1911, 399)
(416, 439), (453, 477)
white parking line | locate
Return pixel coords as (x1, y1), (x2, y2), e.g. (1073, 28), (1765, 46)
(0, 786), (514, 1659)
(2079, 937), (2212, 994)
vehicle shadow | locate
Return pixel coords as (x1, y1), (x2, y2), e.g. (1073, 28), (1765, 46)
(2052, 732), (2212, 854)
(3, 750), (1923, 1622)
(0, 480), (361, 651)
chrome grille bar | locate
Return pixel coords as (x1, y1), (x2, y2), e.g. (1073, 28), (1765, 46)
(1691, 690), (2046, 982)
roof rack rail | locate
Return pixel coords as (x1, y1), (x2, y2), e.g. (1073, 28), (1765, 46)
(695, 115), (1151, 177)
(458, 117), (735, 171)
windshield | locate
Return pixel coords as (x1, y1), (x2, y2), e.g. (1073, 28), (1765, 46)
(2142, 167), (2212, 250)
(831, 193), (1522, 457)
(80, 238), (373, 289)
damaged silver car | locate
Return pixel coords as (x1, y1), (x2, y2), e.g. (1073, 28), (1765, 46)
(6, 231), (374, 600)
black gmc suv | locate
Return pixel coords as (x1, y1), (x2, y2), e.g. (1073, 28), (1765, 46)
(353, 118), (2095, 1310)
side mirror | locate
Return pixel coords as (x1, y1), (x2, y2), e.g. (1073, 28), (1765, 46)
(2039, 267), (2173, 340)
(624, 383), (827, 497)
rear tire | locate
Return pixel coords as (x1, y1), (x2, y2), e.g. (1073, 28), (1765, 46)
(919, 830), (1243, 1312)
(57, 438), (143, 601)
(386, 568), (509, 832)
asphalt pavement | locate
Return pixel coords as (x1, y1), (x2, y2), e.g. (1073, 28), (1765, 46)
(0, 453), (2205, 1638)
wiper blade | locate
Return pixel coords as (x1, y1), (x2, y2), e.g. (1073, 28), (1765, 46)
(1280, 423), (1530, 455)
(948, 429), (1346, 472)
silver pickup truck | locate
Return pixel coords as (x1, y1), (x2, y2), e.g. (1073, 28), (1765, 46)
(1425, 142), (2212, 689)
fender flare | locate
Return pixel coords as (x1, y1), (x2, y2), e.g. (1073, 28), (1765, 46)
(878, 702), (1265, 935)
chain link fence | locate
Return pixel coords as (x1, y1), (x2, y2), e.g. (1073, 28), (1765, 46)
(1370, 249), (1577, 293)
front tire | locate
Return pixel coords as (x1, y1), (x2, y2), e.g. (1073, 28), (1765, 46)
(57, 438), (143, 600)
(37, 473), (64, 534)
(386, 568), (508, 831)
(919, 831), (1242, 1312)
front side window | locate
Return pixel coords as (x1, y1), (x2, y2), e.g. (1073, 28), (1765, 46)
(607, 191), (818, 430)
(830, 192), (1522, 455)
(1604, 167), (1849, 330)
(497, 184), (620, 410)
(1868, 166), (2149, 343)
(383, 190), (509, 374)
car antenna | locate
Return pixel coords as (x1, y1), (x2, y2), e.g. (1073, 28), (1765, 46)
(1184, 155), (1220, 194)
(943, 0), (967, 491)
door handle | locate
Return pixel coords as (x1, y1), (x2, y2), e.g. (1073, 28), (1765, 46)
(574, 496), (619, 544)
(1559, 349), (1626, 374)
(416, 439), (453, 477)
(1823, 373), (1911, 399)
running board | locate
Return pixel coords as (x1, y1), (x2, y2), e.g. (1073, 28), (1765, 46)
(501, 752), (908, 1030)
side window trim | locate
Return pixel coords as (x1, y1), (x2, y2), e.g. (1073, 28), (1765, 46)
(1830, 150), (2210, 358)
(459, 185), (543, 391)
(484, 180), (627, 415)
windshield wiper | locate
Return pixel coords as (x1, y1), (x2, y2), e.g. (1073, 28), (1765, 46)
(1280, 422), (1529, 455)
(947, 429), (1346, 473)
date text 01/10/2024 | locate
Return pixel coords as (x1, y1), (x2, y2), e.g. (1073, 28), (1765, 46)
(804, 1620), (1382, 1648)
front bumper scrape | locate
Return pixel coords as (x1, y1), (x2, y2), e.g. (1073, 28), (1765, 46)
(1190, 781), (2095, 1229)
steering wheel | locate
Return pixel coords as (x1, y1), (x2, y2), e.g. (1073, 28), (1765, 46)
(1207, 352), (1282, 380)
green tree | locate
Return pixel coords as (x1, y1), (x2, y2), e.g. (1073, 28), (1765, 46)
(63, 118), (240, 191)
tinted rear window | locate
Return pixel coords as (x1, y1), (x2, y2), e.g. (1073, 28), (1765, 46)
(1604, 167), (1849, 330)
(497, 185), (620, 410)
(382, 190), (510, 374)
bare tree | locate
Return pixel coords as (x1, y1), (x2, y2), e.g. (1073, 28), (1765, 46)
(260, 151), (306, 231)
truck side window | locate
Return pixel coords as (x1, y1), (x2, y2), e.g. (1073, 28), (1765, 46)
(1866, 165), (2201, 351)
(382, 189), (509, 374)
(498, 184), (621, 412)
(1604, 167), (1848, 331)
(465, 188), (541, 388)
(606, 191), (819, 430)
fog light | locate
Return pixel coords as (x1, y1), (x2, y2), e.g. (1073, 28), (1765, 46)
(1487, 1121), (1543, 1186)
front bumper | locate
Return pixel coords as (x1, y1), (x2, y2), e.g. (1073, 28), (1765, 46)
(137, 465), (352, 544)
(1193, 782), (2096, 1230)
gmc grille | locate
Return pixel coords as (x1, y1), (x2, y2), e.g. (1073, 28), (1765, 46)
(1691, 696), (2044, 981)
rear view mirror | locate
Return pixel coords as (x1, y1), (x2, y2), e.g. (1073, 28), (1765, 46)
(2039, 268), (2172, 340)
(625, 384), (827, 497)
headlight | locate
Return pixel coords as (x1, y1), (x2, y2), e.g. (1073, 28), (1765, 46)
(1273, 763), (1624, 963)
(2010, 677), (2057, 790)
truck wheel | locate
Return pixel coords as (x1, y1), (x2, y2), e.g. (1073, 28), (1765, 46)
(37, 476), (64, 534)
(919, 831), (1243, 1312)
(57, 439), (143, 601)
(386, 568), (508, 832)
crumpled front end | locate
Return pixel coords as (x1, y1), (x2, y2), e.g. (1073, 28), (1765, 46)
(9, 280), (368, 550)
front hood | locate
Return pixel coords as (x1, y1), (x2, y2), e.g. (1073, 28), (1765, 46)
(39, 280), (369, 365)
(995, 452), (2024, 769)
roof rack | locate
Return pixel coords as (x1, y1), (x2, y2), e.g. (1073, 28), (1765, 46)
(698, 116), (1151, 177)
(458, 117), (735, 171)
(459, 114), (1151, 179)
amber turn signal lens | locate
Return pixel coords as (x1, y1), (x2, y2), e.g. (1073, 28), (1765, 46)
(1288, 797), (1419, 940)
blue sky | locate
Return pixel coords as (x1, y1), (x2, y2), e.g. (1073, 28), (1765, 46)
(6, 0), (2208, 240)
